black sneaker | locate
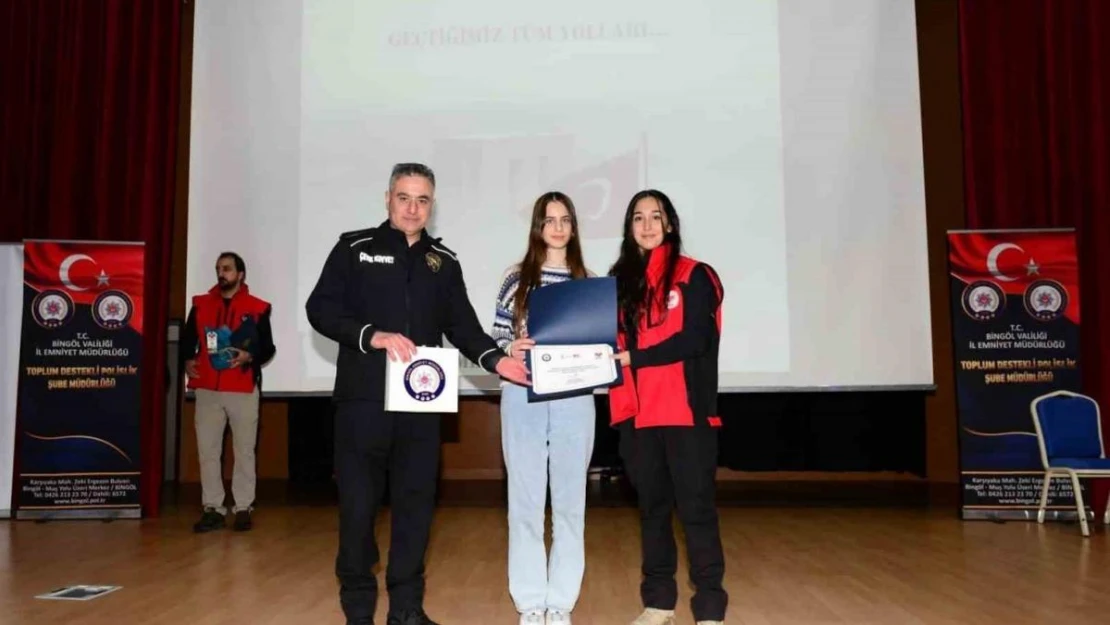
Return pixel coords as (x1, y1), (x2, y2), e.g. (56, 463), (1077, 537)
(233, 509), (252, 532)
(386, 608), (439, 625)
(193, 508), (226, 533)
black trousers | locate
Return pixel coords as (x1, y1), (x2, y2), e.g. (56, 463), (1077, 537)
(619, 420), (728, 621)
(333, 401), (441, 621)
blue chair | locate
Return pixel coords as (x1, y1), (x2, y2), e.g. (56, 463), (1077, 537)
(1031, 390), (1110, 536)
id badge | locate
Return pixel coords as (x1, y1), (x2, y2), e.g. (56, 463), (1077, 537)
(206, 331), (218, 352)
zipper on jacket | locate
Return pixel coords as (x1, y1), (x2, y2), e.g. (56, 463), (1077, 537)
(404, 254), (413, 338)
(215, 296), (235, 391)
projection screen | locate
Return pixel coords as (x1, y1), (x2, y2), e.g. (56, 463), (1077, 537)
(186, 0), (933, 394)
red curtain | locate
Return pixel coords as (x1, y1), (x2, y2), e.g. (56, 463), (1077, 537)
(0, 1), (183, 516)
(959, 0), (1110, 515)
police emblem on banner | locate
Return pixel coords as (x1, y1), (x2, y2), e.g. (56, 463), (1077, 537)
(404, 359), (447, 401)
(1023, 279), (1067, 322)
(92, 290), (133, 330)
(31, 289), (75, 329)
(425, 252), (442, 273)
(960, 280), (1005, 321)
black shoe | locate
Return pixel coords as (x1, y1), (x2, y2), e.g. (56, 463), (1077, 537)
(387, 608), (439, 625)
(346, 619), (374, 625)
(192, 508), (226, 533)
(232, 509), (252, 532)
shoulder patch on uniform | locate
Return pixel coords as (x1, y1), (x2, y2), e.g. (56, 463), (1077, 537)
(429, 239), (459, 262)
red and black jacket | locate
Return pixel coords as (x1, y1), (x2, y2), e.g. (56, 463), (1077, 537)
(184, 284), (274, 393)
(609, 245), (724, 428)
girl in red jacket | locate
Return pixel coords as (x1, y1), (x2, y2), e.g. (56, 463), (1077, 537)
(609, 189), (727, 625)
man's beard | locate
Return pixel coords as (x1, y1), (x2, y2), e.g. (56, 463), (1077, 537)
(218, 278), (238, 292)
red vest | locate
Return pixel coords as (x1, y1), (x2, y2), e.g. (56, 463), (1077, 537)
(609, 249), (723, 428)
(187, 284), (270, 393)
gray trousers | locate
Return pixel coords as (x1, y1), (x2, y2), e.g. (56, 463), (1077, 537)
(194, 388), (260, 514)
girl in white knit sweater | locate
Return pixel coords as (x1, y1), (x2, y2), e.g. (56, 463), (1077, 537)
(491, 191), (597, 625)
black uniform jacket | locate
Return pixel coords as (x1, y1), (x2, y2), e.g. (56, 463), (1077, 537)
(305, 219), (505, 402)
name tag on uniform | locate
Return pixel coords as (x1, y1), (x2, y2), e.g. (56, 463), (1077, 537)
(384, 347), (459, 413)
(206, 330), (218, 352)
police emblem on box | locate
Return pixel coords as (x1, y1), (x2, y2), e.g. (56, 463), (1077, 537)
(91, 290), (133, 330)
(32, 289), (74, 329)
(1023, 279), (1067, 322)
(404, 359), (446, 402)
(385, 346), (459, 413)
(960, 280), (1005, 321)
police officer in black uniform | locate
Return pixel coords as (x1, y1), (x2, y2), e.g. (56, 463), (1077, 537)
(306, 163), (530, 625)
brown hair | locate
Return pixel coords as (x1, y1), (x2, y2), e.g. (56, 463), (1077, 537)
(608, 189), (682, 331)
(511, 191), (588, 333)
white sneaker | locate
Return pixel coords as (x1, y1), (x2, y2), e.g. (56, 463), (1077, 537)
(520, 610), (545, 625)
(696, 621), (725, 625)
(632, 608), (676, 625)
(547, 610), (572, 624)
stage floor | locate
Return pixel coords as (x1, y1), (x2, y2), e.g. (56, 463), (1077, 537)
(2, 484), (1109, 624)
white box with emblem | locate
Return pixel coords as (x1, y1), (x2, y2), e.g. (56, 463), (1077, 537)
(384, 346), (460, 413)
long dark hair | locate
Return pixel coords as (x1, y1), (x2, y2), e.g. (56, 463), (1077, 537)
(511, 191), (588, 334)
(608, 189), (682, 332)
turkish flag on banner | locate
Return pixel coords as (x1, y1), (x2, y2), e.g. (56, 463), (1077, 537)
(22, 240), (145, 333)
(16, 239), (146, 519)
(947, 229), (1080, 324)
(545, 149), (643, 237)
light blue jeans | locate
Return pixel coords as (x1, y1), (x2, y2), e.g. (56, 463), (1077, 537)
(500, 383), (596, 614)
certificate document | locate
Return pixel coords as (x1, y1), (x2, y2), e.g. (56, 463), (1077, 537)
(530, 344), (619, 396)
(524, 277), (622, 401)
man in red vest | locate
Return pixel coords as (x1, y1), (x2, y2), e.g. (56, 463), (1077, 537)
(182, 252), (275, 533)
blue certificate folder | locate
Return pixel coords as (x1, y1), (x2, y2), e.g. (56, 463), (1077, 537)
(206, 319), (258, 371)
(523, 276), (623, 402)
